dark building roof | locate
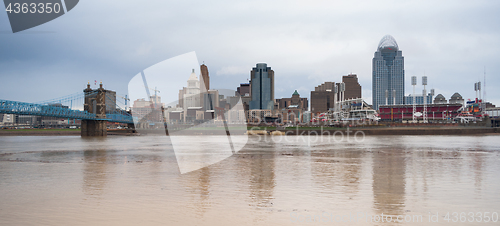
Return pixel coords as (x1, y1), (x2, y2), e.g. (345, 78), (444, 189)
(435, 94), (445, 99)
(450, 92), (462, 99)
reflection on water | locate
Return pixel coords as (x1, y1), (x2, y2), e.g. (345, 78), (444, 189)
(181, 167), (212, 218)
(247, 140), (276, 209)
(0, 135), (500, 225)
(471, 152), (484, 191)
(83, 150), (109, 197)
(310, 145), (364, 197)
(372, 147), (406, 218)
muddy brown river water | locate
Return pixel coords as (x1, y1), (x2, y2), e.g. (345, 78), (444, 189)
(1, 135), (499, 225)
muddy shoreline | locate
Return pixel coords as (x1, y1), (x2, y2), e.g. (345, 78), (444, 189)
(1, 127), (498, 136)
(277, 127), (499, 136)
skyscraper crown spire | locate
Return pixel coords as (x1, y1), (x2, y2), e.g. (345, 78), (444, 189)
(377, 35), (399, 51)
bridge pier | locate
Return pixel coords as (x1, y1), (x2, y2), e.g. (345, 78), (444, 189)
(82, 83), (108, 137)
(127, 123), (136, 133)
(81, 120), (107, 136)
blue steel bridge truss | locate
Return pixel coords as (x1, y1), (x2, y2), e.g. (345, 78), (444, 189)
(0, 99), (134, 124)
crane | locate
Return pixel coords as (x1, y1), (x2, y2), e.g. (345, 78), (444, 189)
(143, 86), (161, 108)
(116, 94), (130, 111)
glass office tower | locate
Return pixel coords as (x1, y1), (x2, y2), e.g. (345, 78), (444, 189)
(372, 35), (405, 110)
(249, 63), (274, 110)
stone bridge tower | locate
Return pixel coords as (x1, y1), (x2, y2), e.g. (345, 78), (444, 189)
(81, 82), (108, 136)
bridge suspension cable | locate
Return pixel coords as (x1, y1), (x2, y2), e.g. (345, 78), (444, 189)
(1, 89), (133, 124)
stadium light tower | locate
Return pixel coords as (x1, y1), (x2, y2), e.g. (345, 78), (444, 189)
(412, 76), (417, 123)
(392, 90), (396, 106)
(478, 81), (482, 100)
(474, 82), (478, 100)
(422, 76), (428, 123)
(430, 89), (435, 103)
(385, 90), (388, 106)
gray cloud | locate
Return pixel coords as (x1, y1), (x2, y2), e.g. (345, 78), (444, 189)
(1, 0), (499, 106)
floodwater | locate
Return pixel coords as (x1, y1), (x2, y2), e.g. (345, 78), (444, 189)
(1, 135), (500, 225)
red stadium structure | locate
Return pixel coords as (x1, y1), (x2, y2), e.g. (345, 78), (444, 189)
(378, 104), (463, 121)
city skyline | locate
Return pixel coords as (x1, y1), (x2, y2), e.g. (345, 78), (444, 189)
(82, 62), (491, 112)
(1, 2), (499, 225)
(0, 1), (499, 107)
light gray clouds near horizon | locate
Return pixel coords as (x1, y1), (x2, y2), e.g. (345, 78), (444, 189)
(1, 0), (499, 106)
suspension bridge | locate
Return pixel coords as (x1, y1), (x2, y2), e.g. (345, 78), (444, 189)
(0, 83), (134, 136)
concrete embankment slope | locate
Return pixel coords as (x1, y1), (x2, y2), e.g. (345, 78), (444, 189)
(281, 127), (498, 136)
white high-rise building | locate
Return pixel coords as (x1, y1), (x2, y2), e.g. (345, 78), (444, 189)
(181, 69), (201, 111)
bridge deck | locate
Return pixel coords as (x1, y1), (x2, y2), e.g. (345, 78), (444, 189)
(0, 99), (133, 124)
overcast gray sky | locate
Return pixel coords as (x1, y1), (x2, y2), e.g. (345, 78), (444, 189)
(1, 0), (499, 107)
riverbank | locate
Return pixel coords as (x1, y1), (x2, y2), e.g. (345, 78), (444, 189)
(1, 127), (498, 136)
(276, 127), (499, 136)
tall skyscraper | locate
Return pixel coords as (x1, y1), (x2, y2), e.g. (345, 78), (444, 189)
(342, 74), (362, 100)
(199, 64), (210, 109)
(311, 82), (336, 113)
(200, 64), (209, 92)
(249, 63), (274, 110)
(203, 90), (219, 110)
(372, 35), (405, 110)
